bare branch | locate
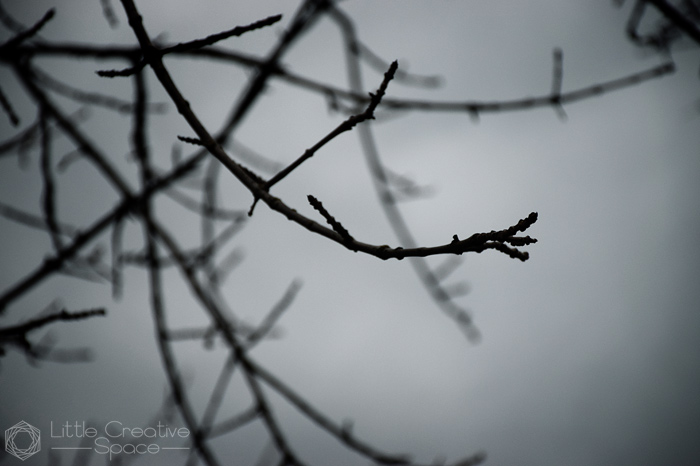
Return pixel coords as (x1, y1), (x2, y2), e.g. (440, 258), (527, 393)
(32, 64), (167, 113)
(307, 195), (354, 244)
(0, 307), (106, 340)
(550, 47), (567, 119)
(0, 84), (19, 125)
(159, 15), (283, 55)
(246, 279), (302, 346)
(0, 200), (78, 237)
(251, 359), (412, 465)
(0, 8), (54, 50)
(648, 0), (700, 46)
(264, 61), (398, 190)
(373, 62), (675, 114)
(96, 15), (283, 77)
(0, 307), (106, 362)
(100, 0), (119, 28)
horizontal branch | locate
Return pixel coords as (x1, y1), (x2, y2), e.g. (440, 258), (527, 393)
(0, 307), (106, 361)
(159, 15), (283, 55)
(0, 307), (106, 339)
(374, 62), (675, 114)
(96, 15), (282, 77)
(5, 43), (674, 118)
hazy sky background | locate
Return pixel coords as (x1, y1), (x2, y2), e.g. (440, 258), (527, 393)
(1, 1), (699, 465)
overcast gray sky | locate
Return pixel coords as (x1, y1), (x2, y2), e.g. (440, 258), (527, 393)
(1, 1), (700, 465)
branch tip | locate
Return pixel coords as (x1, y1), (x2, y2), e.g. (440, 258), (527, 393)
(307, 194), (354, 243)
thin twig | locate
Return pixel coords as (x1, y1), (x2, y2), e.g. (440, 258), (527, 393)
(307, 195), (354, 243)
(0, 8), (54, 50)
(264, 61), (398, 190)
(0, 307), (106, 340)
(251, 359), (412, 465)
(246, 279), (302, 346)
(96, 15), (283, 77)
(550, 47), (567, 119)
(0, 200), (78, 237)
(0, 85), (20, 125)
(160, 15), (283, 55)
(39, 105), (63, 252)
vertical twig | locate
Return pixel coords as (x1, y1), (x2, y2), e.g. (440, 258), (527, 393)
(39, 104), (64, 252)
(550, 47), (567, 120)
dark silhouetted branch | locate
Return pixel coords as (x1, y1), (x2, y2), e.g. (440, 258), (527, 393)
(307, 195), (354, 244)
(160, 15), (283, 55)
(648, 0), (700, 46)
(0, 307), (105, 340)
(0, 307), (106, 361)
(265, 61), (398, 190)
(0, 8), (54, 51)
(0, 84), (19, 125)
